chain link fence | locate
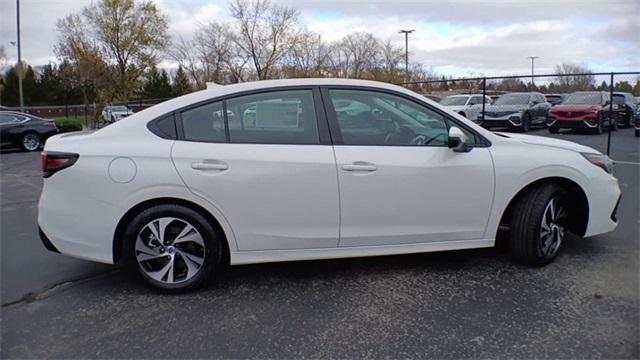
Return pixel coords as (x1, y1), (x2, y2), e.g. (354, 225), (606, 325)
(402, 72), (640, 155)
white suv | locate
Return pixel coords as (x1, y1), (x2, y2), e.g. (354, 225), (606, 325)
(38, 79), (620, 292)
(440, 94), (491, 121)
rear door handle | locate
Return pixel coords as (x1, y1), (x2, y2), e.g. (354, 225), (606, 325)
(342, 163), (377, 172)
(191, 161), (228, 171)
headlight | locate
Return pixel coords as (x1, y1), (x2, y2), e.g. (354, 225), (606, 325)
(581, 152), (614, 174)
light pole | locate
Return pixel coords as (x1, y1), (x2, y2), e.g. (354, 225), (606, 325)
(527, 56), (538, 89)
(16, 0), (24, 112)
(399, 29), (415, 83)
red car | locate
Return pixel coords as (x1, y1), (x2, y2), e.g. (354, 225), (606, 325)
(546, 92), (618, 134)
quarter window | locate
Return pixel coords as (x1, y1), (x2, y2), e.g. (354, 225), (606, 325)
(181, 101), (226, 142)
(225, 90), (319, 144)
(328, 89), (449, 146)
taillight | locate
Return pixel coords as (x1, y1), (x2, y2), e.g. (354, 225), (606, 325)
(44, 122), (56, 128)
(41, 151), (79, 178)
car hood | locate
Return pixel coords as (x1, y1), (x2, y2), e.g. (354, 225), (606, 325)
(494, 132), (599, 153)
(484, 104), (526, 112)
(551, 104), (602, 112)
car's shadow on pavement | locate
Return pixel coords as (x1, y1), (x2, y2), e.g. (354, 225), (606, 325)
(105, 232), (603, 296)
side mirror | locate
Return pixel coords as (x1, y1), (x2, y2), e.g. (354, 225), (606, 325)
(448, 126), (471, 153)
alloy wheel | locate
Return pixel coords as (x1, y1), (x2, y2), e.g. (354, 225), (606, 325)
(135, 217), (206, 284)
(22, 133), (40, 151)
(538, 197), (566, 259)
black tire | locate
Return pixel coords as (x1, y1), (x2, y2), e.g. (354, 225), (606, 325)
(594, 119), (603, 134)
(521, 113), (531, 133)
(610, 115), (618, 131)
(548, 127), (559, 134)
(625, 113), (633, 128)
(21, 132), (41, 151)
(458, 112), (466, 118)
(635, 128), (639, 137)
(509, 183), (568, 266)
(123, 204), (223, 293)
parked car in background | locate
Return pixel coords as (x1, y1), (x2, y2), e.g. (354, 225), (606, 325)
(101, 105), (135, 124)
(612, 92), (636, 128)
(38, 78), (620, 292)
(440, 94), (491, 121)
(481, 92), (551, 132)
(0, 111), (58, 151)
(545, 94), (565, 106)
(546, 92), (617, 134)
(634, 104), (640, 137)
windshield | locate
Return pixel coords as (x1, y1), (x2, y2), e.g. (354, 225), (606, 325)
(494, 94), (530, 105)
(612, 95), (625, 105)
(440, 96), (468, 106)
(562, 93), (603, 105)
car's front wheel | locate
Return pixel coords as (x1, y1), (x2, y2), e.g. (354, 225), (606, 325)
(509, 184), (568, 266)
(521, 113), (531, 133)
(124, 204), (223, 293)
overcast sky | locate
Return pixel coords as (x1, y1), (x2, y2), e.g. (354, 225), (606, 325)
(0, 0), (638, 77)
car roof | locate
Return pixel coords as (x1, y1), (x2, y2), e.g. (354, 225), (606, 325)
(125, 78), (430, 121)
(0, 111), (32, 117)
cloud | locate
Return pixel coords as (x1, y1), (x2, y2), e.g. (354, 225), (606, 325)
(0, 0), (637, 77)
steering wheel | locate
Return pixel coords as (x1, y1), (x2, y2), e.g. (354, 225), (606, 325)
(410, 133), (447, 145)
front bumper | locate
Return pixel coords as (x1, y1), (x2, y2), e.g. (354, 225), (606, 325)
(546, 117), (600, 129)
(584, 174), (621, 237)
(481, 114), (523, 128)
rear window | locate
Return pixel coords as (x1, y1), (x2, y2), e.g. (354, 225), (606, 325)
(225, 90), (319, 144)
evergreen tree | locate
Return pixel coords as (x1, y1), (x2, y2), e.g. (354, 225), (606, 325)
(141, 66), (172, 99)
(37, 63), (66, 105)
(172, 66), (192, 97)
(1, 63), (37, 107)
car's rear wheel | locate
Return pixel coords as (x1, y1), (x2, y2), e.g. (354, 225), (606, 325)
(21, 132), (41, 151)
(509, 184), (568, 266)
(548, 127), (559, 134)
(124, 204), (222, 293)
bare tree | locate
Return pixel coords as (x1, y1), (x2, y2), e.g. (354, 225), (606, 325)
(229, 0), (299, 80)
(371, 40), (403, 82)
(82, 0), (169, 100)
(332, 32), (380, 79)
(286, 28), (329, 77)
(554, 63), (595, 91)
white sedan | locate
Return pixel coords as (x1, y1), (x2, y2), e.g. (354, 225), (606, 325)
(440, 94), (491, 121)
(38, 79), (620, 292)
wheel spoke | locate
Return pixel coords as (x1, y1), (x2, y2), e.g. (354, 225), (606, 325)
(178, 252), (200, 279)
(147, 259), (174, 283)
(174, 231), (204, 246)
(179, 249), (204, 266)
(548, 199), (556, 220)
(135, 236), (160, 256)
(137, 252), (166, 262)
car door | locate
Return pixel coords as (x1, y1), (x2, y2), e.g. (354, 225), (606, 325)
(0, 114), (23, 145)
(323, 88), (495, 247)
(171, 88), (340, 251)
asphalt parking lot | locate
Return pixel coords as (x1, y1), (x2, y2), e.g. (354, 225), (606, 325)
(1, 128), (638, 358)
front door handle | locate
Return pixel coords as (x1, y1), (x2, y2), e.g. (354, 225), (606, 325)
(191, 161), (228, 171)
(342, 163), (377, 172)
